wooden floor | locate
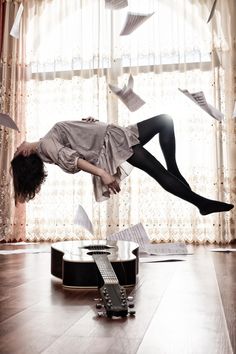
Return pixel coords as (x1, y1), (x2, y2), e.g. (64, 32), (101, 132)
(0, 243), (235, 354)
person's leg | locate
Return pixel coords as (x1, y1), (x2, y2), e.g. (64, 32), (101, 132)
(127, 144), (234, 215)
(137, 114), (190, 188)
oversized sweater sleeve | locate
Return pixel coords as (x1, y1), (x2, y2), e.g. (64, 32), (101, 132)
(37, 137), (83, 174)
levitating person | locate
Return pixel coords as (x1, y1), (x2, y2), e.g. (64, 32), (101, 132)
(11, 115), (234, 215)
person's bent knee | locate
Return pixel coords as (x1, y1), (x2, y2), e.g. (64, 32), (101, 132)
(160, 113), (172, 121)
(155, 114), (173, 127)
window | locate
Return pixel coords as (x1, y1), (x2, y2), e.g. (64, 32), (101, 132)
(24, 0), (221, 242)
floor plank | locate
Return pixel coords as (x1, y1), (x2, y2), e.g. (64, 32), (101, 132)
(137, 247), (233, 354)
(212, 250), (236, 354)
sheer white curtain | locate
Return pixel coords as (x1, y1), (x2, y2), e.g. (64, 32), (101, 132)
(23, 0), (235, 243)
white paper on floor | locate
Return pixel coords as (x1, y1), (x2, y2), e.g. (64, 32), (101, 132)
(0, 248), (50, 255)
(107, 223), (193, 262)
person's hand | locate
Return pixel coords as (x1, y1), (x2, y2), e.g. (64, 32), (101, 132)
(14, 141), (34, 157)
(100, 170), (121, 194)
(82, 117), (98, 123)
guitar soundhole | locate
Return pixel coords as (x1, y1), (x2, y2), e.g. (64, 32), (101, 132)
(87, 251), (111, 256)
(83, 245), (112, 250)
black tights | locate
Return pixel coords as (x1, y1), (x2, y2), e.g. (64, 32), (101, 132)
(127, 115), (234, 215)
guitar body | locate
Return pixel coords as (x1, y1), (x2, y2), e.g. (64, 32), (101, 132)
(51, 240), (139, 288)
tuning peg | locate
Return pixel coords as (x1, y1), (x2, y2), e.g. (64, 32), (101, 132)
(97, 311), (104, 317)
(129, 310), (136, 316)
(127, 296), (134, 301)
(128, 303), (135, 308)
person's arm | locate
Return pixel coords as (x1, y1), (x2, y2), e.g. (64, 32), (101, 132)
(77, 158), (120, 194)
(14, 141), (39, 157)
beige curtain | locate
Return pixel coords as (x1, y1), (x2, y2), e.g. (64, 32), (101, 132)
(0, 0), (26, 241)
(210, 0), (236, 242)
(2, 0), (236, 243)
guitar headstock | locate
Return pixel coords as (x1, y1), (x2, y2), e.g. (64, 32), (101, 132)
(99, 284), (130, 318)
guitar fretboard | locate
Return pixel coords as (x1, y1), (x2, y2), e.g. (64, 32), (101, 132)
(92, 253), (119, 285)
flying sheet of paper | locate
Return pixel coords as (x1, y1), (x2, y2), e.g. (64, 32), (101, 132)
(74, 204), (94, 235)
(109, 74), (145, 112)
(105, 0), (128, 10)
(107, 223), (150, 250)
(0, 113), (19, 131)
(141, 242), (191, 256)
(0, 249), (50, 255)
(207, 0), (218, 23)
(179, 88), (224, 121)
(120, 11), (154, 36)
(233, 101), (236, 118)
(10, 3), (24, 39)
(209, 248), (236, 253)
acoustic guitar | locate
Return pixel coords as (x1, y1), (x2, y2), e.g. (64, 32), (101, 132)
(51, 240), (139, 318)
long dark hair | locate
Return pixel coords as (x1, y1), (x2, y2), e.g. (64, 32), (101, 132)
(11, 153), (47, 205)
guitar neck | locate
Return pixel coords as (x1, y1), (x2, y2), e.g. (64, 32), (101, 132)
(92, 254), (119, 285)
